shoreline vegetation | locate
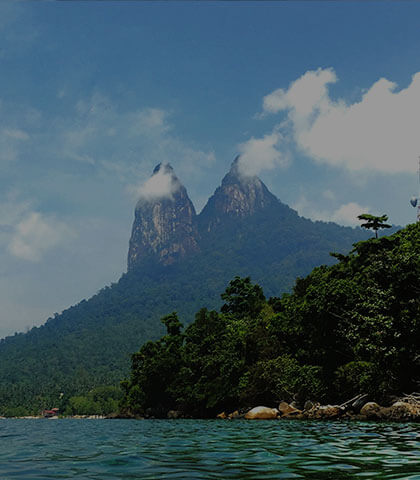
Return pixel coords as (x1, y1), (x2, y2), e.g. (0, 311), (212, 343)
(119, 225), (420, 421)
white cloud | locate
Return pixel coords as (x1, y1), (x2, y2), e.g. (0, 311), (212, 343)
(293, 195), (369, 227)
(237, 132), (288, 177)
(263, 68), (336, 126)
(262, 68), (420, 174)
(129, 164), (180, 202)
(330, 202), (370, 226)
(8, 212), (73, 262)
(0, 197), (74, 263)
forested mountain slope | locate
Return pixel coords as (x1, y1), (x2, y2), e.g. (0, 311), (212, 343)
(0, 159), (369, 412)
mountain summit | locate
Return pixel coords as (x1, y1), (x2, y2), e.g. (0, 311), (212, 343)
(199, 155), (279, 232)
(127, 163), (199, 270)
(128, 157), (281, 269)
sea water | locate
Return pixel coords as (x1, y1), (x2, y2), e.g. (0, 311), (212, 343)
(1, 419), (419, 479)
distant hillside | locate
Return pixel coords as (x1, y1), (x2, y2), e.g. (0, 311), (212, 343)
(0, 158), (369, 413)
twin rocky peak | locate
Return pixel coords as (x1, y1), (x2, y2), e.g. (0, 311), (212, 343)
(127, 157), (279, 270)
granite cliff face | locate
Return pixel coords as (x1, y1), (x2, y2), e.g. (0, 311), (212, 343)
(127, 163), (199, 270)
(198, 156), (279, 232)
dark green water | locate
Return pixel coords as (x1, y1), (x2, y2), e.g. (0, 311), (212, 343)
(1, 419), (419, 479)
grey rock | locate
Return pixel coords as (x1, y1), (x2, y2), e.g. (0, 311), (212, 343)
(244, 406), (279, 419)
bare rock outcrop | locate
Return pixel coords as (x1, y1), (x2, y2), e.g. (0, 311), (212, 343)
(360, 402), (381, 419)
(128, 163), (199, 269)
(244, 406), (279, 420)
(199, 156), (279, 232)
(278, 401), (301, 418)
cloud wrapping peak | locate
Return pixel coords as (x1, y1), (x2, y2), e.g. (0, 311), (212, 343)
(237, 132), (287, 177)
(133, 164), (180, 202)
(263, 68), (420, 173)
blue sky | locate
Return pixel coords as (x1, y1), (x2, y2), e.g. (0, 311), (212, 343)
(1, 1), (420, 338)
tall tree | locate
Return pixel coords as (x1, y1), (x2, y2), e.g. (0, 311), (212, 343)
(358, 214), (391, 239)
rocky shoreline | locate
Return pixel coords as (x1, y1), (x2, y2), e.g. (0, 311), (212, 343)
(216, 395), (420, 423)
(3, 394), (420, 422)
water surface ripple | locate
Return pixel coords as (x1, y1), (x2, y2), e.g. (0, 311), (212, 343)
(1, 419), (419, 479)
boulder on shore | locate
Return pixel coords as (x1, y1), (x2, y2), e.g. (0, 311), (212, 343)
(244, 406), (279, 420)
(387, 401), (420, 421)
(278, 402), (301, 418)
(228, 410), (243, 419)
(359, 402), (381, 419)
(359, 401), (420, 421)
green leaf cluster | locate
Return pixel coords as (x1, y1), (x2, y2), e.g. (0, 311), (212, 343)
(121, 277), (326, 417)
